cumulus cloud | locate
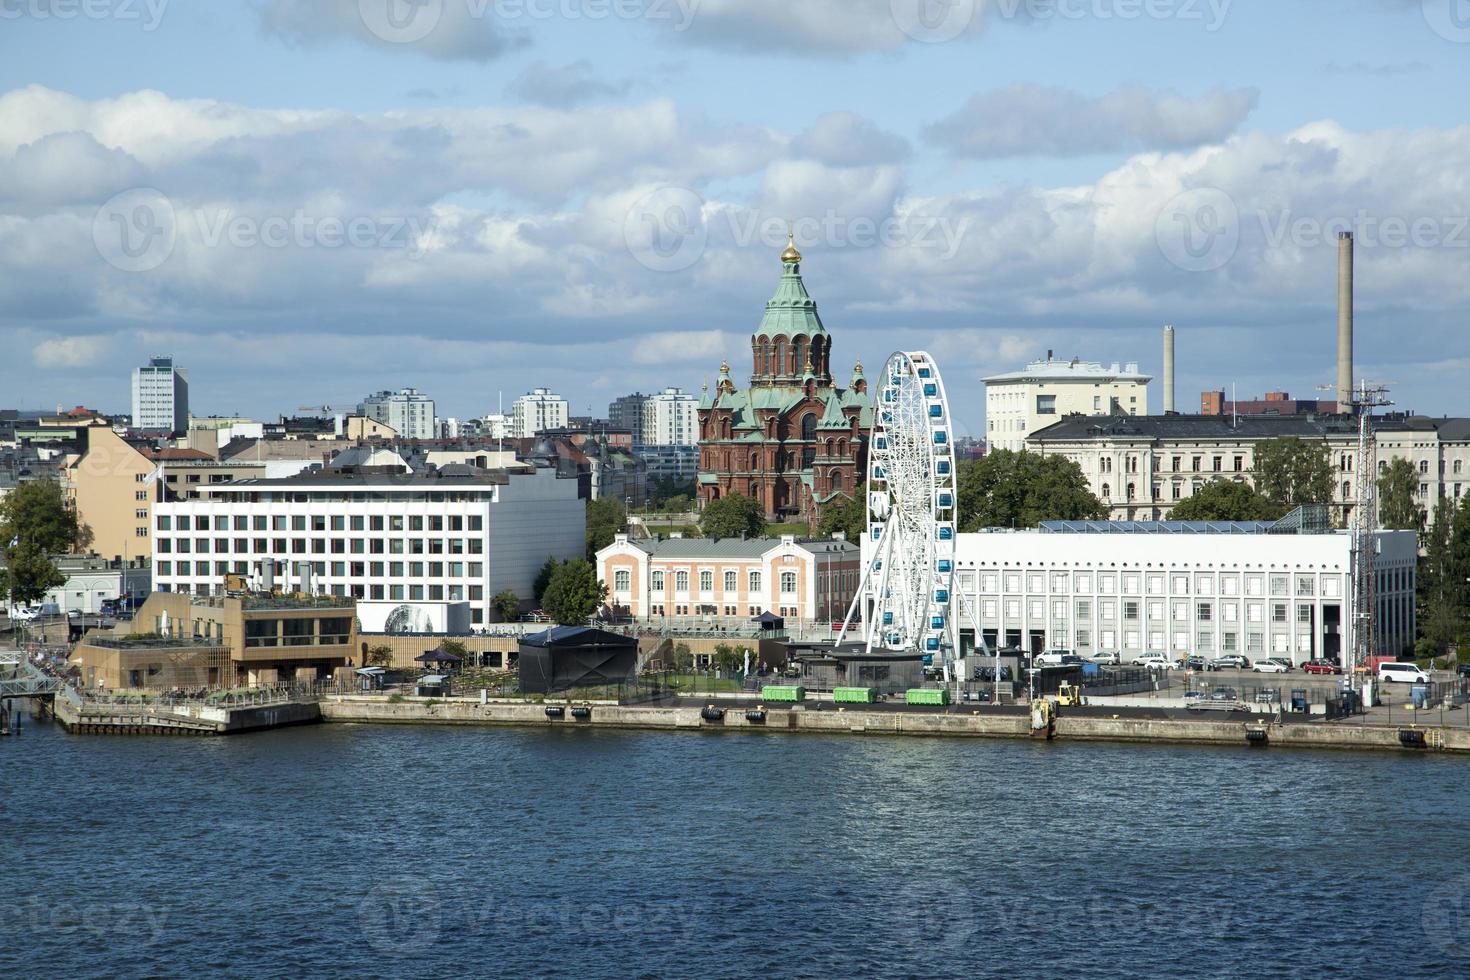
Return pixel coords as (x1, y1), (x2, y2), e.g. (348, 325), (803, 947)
(253, 0), (525, 61)
(791, 112), (910, 167)
(504, 60), (635, 108)
(925, 84), (1259, 158)
(33, 334), (112, 369)
(3, 85), (1469, 423)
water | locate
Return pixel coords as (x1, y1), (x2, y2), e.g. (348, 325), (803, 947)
(5, 718), (1470, 979)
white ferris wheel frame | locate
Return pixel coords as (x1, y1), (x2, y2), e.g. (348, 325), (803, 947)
(836, 351), (971, 667)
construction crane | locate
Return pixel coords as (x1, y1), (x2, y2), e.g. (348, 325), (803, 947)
(297, 404), (360, 436)
(1320, 380), (1395, 688)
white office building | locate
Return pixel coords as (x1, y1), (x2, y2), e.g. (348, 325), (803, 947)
(512, 388), (569, 439)
(132, 355), (190, 433)
(151, 466), (585, 626)
(939, 522), (1417, 665)
(642, 387), (699, 447)
(358, 388), (436, 440)
(984, 355), (1150, 453)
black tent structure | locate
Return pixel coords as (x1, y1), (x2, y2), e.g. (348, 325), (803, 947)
(518, 626), (638, 694)
(414, 647), (464, 669)
(753, 611), (785, 631)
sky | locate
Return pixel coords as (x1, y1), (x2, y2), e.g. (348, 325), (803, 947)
(2, 0), (1469, 439)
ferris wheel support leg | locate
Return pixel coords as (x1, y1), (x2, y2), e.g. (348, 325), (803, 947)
(864, 524), (900, 653)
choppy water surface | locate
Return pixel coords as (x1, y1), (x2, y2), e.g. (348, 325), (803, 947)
(5, 719), (1470, 978)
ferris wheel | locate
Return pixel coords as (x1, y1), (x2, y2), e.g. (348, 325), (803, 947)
(836, 351), (959, 664)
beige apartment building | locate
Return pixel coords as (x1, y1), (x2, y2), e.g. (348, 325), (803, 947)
(65, 428), (268, 563)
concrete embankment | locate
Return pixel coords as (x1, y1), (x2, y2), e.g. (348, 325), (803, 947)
(319, 697), (1470, 754)
(54, 690), (321, 735)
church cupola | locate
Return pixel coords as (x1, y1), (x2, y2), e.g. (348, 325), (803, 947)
(750, 233), (832, 387)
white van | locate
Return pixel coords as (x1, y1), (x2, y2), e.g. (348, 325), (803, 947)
(1378, 662), (1430, 684)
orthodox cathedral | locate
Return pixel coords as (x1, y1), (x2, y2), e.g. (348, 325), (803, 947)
(697, 238), (872, 522)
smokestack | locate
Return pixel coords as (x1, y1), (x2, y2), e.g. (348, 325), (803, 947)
(1337, 231), (1354, 412)
(1162, 324), (1176, 414)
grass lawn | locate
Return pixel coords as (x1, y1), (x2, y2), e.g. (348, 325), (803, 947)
(764, 522), (811, 537)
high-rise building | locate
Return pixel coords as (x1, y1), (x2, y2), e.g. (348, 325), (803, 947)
(358, 388), (435, 439)
(512, 388), (569, 439)
(132, 355), (189, 433)
(608, 393), (648, 440)
(642, 388), (699, 447)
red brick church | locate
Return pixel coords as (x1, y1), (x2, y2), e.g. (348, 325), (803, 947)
(696, 238), (872, 522)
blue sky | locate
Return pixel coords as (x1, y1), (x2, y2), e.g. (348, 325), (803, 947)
(2, 0), (1468, 434)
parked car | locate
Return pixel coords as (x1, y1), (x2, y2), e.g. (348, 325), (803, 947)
(1035, 650), (1075, 667)
(1207, 655), (1251, 671)
(1251, 658), (1292, 674)
(1176, 654), (1207, 671)
(7, 606), (40, 622)
(1059, 655), (1089, 668)
(1134, 654), (1174, 671)
(1303, 659), (1341, 675)
(1378, 662), (1430, 684)
(1457, 663), (1470, 679)
(1089, 652), (1121, 666)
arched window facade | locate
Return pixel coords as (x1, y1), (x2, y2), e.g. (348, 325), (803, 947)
(801, 413), (817, 440)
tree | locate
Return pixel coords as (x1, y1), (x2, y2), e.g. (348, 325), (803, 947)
(365, 644), (394, 667)
(0, 479), (78, 609)
(816, 493), (866, 543)
(1251, 437), (1334, 512)
(492, 589), (521, 623)
(0, 541), (66, 608)
(673, 642), (693, 671)
(700, 493), (765, 539)
(1167, 480), (1284, 522)
(1378, 458), (1425, 533)
(1419, 496), (1469, 658)
(712, 642), (743, 672)
(956, 450), (1106, 531)
(439, 639), (469, 661)
(533, 558), (560, 605)
(541, 558), (608, 625)
(585, 497), (627, 557)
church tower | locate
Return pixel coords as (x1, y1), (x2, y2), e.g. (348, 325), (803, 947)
(749, 234), (832, 387)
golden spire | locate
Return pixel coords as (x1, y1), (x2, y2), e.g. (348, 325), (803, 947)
(780, 227), (802, 265)
(853, 357), (864, 374)
(804, 348), (814, 374)
(720, 358), (730, 375)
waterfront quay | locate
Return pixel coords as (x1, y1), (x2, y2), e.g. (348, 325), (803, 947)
(315, 690), (1470, 755)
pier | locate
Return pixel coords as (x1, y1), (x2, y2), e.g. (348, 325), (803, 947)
(51, 685), (321, 736)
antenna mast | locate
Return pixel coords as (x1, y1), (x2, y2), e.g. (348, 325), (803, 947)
(1347, 380), (1393, 688)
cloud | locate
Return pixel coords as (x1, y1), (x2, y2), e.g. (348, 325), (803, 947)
(33, 334), (112, 369)
(631, 330), (732, 365)
(791, 112), (910, 167)
(1324, 61), (1430, 77)
(668, 0), (984, 55)
(252, 0), (525, 62)
(924, 84), (1258, 158)
(504, 60), (634, 108)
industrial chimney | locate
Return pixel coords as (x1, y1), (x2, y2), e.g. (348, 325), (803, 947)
(1162, 324), (1176, 414)
(1337, 232), (1354, 412)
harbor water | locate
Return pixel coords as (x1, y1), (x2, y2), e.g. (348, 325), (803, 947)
(5, 718), (1470, 978)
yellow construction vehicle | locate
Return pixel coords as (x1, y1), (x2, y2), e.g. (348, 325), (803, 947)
(1054, 682), (1087, 707)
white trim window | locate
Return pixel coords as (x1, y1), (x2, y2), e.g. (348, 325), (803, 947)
(614, 569), (631, 592)
(780, 571), (797, 595)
